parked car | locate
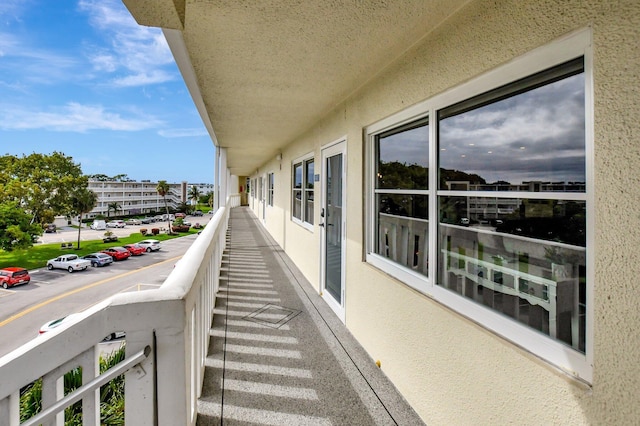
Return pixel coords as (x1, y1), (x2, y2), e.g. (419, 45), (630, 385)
(126, 218), (142, 225)
(101, 247), (131, 261)
(137, 239), (161, 252)
(82, 253), (114, 267)
(39, 314), (81, 334)
(90, 220), (106, 230)
(39, 314), (125, 341)
(47, 255), (91, 273)
(106, 220), (126, 228)
(193, 210), (203, 216)
(44, 224), (57, 233)
(123, 244), (146, 256)
(175, 212), (186, 219)
(141, 217), (154, 224)
(0, 267), (31, 289)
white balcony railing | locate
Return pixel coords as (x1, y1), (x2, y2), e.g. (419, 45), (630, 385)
(0, 193), (241, 425)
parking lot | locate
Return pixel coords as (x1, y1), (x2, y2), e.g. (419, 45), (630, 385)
(36, 214), (212, 244)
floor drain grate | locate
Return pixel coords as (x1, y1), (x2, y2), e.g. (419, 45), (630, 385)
(243, 304), (301, 328)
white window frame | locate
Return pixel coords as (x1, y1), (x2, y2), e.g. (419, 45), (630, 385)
(364, 28), (593, 382)
(268, 172), (274, 206)
(292, 153), (315, 231)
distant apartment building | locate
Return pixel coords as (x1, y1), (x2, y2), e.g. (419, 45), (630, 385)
(188, 183), (215, 205)
(87, 180), (191, 218)
(445, 180), (586, 223)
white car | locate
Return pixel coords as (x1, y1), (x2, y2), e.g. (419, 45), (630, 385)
(126, 218), (142, 225)
(106, 220), (126, 228)
(39, 314), (125, 341)
(46, 254), (91, 273)
(137, 239), (161, 252)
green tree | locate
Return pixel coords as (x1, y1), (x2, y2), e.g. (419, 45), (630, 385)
(177, 201), (192, 214)
(188, 186), (201, 206)
(70, 189), (98, 250)
(156, 180), (172, 233)
(107, 202), (121, 218)
(0, 152), (87, 225)
(20, 344), (126, 425)
(205, 191), (214, 209)
(113, 174), (130, 182)
(0, 202), (42, 251)
(88, 173), (110, 181)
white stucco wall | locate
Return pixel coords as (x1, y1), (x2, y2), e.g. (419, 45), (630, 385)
(249, 0), (640, 423)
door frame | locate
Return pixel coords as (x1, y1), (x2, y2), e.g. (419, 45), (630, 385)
(320, 137), (347, 323)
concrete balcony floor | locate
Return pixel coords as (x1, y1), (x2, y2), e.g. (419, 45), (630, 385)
(197, 207), (424, 425)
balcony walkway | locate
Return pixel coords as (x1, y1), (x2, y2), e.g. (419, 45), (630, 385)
(196, 207), (424, 425)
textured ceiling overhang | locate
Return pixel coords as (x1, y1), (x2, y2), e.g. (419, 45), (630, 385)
(123, 0), (468, 176)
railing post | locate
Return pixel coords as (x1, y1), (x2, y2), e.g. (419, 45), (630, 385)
(0, 392), (19, 426)
(124, 329), (156, 426)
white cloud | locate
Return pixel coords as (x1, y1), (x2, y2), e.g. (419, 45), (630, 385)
(79, 0), (175, 87)
(0, 0), (28, 18)
(112, 70), (174, 87)
(0, 102), (164, 132)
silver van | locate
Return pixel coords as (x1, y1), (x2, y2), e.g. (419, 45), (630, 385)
(90, 220), (106, 230)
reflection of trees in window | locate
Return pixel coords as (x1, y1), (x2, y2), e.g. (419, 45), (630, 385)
(374, 118), (430, 276)
(378, 161), (428, 189)
(495, 200), (586, 246)
(439, 169), (486, 189)
(437, 58), (587, 353)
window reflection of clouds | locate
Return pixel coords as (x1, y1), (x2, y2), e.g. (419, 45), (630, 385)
(379, 124), (429, 167)
(306, 161), (314, 189)
(294, 163), (302, 188)
(439, 74), (585, 185)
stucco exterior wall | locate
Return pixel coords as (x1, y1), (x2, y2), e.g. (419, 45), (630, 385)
(250, 0), (640, 423)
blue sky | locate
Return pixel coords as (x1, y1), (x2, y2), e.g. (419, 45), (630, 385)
(0, 0), (215, 184)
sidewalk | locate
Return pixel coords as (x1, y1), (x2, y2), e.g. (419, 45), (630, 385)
(196, 207), (424, 425)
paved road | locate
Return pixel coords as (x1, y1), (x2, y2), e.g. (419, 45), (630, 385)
(36, 214), (213, 244)
(0, 233), (201, 357)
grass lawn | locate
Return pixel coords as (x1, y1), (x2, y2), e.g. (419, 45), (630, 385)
(0, 229), (201, 270)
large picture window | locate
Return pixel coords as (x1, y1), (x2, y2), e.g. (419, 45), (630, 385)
(366, 32), (592, 381)
(292, 156), (314, 227)
(437, 58), (586, 353)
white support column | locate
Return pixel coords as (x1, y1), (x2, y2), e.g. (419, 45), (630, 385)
(229, 175), (239, 197)
(216, 147), (228, 209)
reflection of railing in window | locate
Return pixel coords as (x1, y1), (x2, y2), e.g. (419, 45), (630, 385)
(378, 213), (428, 276)
(440, 224), (584, 351)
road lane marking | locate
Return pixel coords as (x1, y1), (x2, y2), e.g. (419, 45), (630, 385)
(0, 256), (182, 328)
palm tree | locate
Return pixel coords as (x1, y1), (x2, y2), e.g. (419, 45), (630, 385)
(188, 186), (201, 207)
(156, 180), (172, 233)
(107, 202), (121, 218)
(70, 188), (98, 250)
(206, 192), (213, 209)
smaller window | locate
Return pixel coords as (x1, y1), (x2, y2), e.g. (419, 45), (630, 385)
(268, 173), (274, 206)
(292, 156), (315, 226)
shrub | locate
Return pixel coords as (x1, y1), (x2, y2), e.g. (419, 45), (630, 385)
(151, 228), (159, 235)
(20, 344), (126, 425)
(171, 225), (191, 233)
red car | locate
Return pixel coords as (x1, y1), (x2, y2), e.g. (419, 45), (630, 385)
(123, 244), (146, 256)
(0, 267), (31, 289)
(101, 247), (131, 261)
